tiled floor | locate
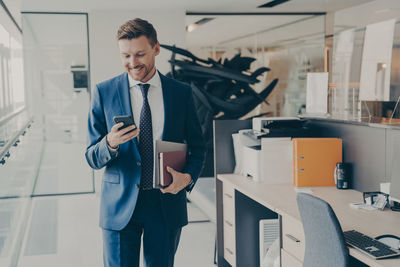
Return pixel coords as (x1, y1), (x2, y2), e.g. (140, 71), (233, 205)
(16, 194), (216, 267)
(33, 142), (94, 195)
(17, 194), (102, 267)
(175, 218), (216, 267)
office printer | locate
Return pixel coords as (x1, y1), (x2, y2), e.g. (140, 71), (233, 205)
(251, 117), (309, 137)
(240, 117), (311, 182)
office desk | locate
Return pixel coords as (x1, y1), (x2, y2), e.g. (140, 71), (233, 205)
(217, 174), (400, 267)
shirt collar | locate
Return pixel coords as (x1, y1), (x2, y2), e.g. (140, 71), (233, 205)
(128, 70), (161, 89)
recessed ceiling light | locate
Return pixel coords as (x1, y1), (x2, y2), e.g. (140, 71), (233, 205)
(258, 0), (290, 8)
(195, 18), (214, 25)
(186, 23), (198, 32)
(186, 18), (214, 32)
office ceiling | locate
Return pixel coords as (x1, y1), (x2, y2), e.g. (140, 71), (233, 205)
(20, 0), (373, 13)
(185, 14), (326, 48)
(17, 0), (374, 51)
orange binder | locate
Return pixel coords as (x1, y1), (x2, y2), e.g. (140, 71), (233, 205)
(293, 138), (342, 187)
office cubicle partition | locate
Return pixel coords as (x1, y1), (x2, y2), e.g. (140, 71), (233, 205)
(214, 119), (250, 267)
(307, 119), (400, 192)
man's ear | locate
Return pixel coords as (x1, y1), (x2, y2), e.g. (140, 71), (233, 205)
(154, 42), (160, 56)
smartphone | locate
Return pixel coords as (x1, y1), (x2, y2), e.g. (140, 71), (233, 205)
(113, 115), (137, 132)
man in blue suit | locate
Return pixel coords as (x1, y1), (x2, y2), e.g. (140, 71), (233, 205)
(85, 18), (206, 267)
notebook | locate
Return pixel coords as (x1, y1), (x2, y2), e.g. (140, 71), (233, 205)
(159, 150), (187, 187)
(154, 140), (187, 188)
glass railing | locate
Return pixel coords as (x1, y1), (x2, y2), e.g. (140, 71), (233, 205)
(0, 109), (31, 157)
(0, 111), (41, 267)
(0, 116), (42, 198)
(0, 111), (96, 266)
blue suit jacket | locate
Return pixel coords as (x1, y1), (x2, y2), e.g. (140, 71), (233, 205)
(85, 72), (206, 231)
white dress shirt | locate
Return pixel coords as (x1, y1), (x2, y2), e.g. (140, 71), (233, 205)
(128, 70), (165, 144)
(107, 71), (164, 183)
(129, 71), (164, 183)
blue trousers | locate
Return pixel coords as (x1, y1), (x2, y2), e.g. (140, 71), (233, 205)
(102, 189), (182, 267)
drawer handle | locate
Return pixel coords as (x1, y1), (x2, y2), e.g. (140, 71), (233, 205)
(286, 234), (300, 243)
(225, 220), (233, 227)
(224, 193), (233, 198)
(225, 248), (234, 255)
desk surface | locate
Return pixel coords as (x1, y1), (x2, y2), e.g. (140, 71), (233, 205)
(217, 174), (400, 267)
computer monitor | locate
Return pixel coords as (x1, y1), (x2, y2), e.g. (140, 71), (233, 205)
(390, 141), (400, 203)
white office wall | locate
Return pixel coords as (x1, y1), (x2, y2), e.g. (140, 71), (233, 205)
(89, 9), (186, 87)
(334, 0), (400, 31)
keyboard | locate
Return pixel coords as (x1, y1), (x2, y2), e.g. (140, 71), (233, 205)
(343, 230), (400, 259)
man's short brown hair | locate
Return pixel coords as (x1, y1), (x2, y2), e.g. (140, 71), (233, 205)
(117, 18), (158, 47)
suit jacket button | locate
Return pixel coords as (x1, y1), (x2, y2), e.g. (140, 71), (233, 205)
(137, 162), (141, 166)
(135, 184), (139, 188)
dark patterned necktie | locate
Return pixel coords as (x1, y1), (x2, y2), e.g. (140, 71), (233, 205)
(138, 83), (153, 189)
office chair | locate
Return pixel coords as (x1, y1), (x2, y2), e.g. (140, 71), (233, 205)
(296, 193), (350, 267)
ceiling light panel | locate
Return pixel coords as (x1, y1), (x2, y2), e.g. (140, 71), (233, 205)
(258, 0), (290, 8)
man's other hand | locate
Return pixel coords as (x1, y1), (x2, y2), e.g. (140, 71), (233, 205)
(160, 166), (191, 194)
(106, 123), (139, 149)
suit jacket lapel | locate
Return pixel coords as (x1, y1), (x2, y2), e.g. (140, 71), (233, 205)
(117, 73), (133, 118)
(159, 72), (172, 141)
(117, 73), (140, 148)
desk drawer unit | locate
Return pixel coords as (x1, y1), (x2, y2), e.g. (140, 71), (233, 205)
(282, 215), (305, 263)
(224, 221), (236, 266)
(223, 182), (236, 266)
(223, 186), (235, 224)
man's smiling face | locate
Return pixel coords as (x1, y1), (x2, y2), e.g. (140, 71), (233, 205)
(118, 35), (160, 83)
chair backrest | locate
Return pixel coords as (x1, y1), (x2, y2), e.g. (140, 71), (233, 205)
(296, 193), (349, 267)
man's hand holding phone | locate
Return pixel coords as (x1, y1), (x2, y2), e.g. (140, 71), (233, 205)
(107, 116), (139, 149)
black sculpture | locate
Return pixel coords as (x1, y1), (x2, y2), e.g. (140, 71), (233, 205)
(161, 44), (279, 176)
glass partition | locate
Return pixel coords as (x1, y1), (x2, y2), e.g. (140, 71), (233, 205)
(22, 13), (93, 196)
(0, 23), (25, 122)
(185, 14), (326, 118)
(185, 15), (400, 127)
(330, 19), (400, 125)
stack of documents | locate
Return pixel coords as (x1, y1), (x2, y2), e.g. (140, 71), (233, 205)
(154, 140), (187, 188)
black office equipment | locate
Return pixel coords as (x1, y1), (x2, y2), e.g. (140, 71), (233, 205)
(72, 70), (88, 89)
(390, 204), (400, 212)
(335, 163), (351, 189)
(389, 141), (400, 206)
(362, 191), (389, 209)
(261, 117), (307, 130)
(71, 65), (88, 89)
(375, 234), (400, 250)
(343, 230), (400, 259)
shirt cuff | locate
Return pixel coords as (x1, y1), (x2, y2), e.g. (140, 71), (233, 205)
(186, 176), (195, 192)
(107, 143), (119, 157)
